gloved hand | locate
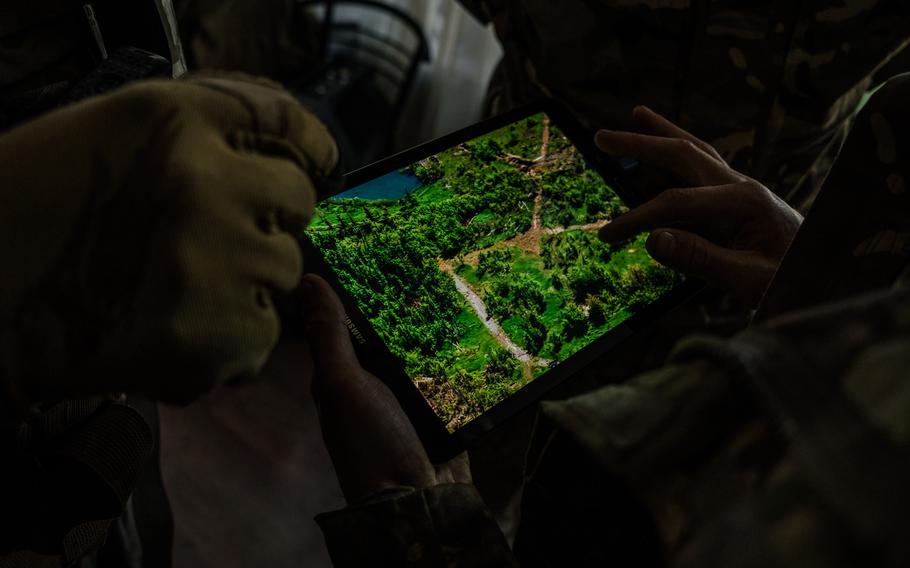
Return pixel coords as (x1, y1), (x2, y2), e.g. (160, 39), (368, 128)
(0, 74), (338, 409)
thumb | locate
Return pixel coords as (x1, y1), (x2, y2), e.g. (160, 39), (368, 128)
(299, 274), (362, 381)
(646, 229), (749, 293)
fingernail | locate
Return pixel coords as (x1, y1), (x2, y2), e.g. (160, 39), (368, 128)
(654, 231), (676, 256)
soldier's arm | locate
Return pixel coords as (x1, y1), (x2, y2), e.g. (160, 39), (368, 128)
(316, 485), (515, 567)
(304, 274), (517, 566)
(517, 281), (910, 567)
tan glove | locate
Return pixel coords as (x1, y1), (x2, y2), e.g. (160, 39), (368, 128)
(0, 74), (338, 409)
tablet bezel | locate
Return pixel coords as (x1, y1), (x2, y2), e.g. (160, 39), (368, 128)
(303, 99), (699, 462)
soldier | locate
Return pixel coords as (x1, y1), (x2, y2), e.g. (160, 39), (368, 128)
(1, 2), (339, 566)
(458, 0), (910, 212)
(450, 2), (910, 524)
(308, 73), (910, 567)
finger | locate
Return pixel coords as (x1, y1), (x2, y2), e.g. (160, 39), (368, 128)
(631, 105), (724, 161)
(300, 274), (363, 381)
(594, 129), (732, 186)
(300, 274), (436, 501)
(281, 102), (340, 179)
(162, 158), (304, 296)
(189, 75), (339, 181)
(256, 232), (304, 294)
(226, 150), (317, 237)
(193, 202), (304, 295)
(598, 184), (751, 243)
(174, 144), (307, 292)
(188, 73), (297, 133)
(645, 228), (771, 305)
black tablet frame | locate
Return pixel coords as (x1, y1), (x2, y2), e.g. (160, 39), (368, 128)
(302, 99), (699, 462)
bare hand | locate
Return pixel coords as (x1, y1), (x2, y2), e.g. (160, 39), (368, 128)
(596, 106), (803, 307)
(301, 274), (470, 504)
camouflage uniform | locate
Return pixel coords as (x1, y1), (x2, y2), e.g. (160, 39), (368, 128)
(459, 0), (910, 212)
(0, 5), (175, 566)
(316, 74), (910, 567)
(0, 3), (336, 566)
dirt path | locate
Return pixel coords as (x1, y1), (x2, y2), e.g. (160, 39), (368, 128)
(543, 219), (611, 235)
(531, 191), (544, 231)
(440, 261), (553, 381)
(467, 117), (553, 262)
(441, 262), (533, 364)
(536, 115), (550, 162)
(438, 116), (588, 378)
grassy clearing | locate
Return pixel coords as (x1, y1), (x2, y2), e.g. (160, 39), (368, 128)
(446, 306), (500, 374)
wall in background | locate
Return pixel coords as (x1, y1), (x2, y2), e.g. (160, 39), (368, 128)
(327, 0), (503, 148)
(392, 0), (503, 147)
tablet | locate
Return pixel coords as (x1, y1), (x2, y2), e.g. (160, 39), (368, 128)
(302, 100), (692, 461)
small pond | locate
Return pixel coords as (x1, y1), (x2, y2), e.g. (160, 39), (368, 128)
(333, 169), (423, 201)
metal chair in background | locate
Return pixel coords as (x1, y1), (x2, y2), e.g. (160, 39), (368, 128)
(293, 0), (431, 170)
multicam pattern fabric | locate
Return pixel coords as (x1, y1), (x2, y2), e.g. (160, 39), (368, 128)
(316, 485), (517, 567)
(318, 73), (910, 568)
(521, 285), (910, 568)
(460, 0), (910, 212)
(757, 73), (910, 319)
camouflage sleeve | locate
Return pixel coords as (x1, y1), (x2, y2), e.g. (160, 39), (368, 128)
(316, 484), (517, 567)
(756, 72), (910, 320)
(518, 284), (910, 567)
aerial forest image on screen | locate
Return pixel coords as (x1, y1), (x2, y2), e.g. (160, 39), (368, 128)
(309, 114), (677, 431)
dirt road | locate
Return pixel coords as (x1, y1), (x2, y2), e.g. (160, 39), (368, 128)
(447, 269), (534, 365)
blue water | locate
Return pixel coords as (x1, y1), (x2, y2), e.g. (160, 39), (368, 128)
(333, 169), (423, 201)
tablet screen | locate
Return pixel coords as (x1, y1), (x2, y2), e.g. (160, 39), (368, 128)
(308, 113), (676, 432)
